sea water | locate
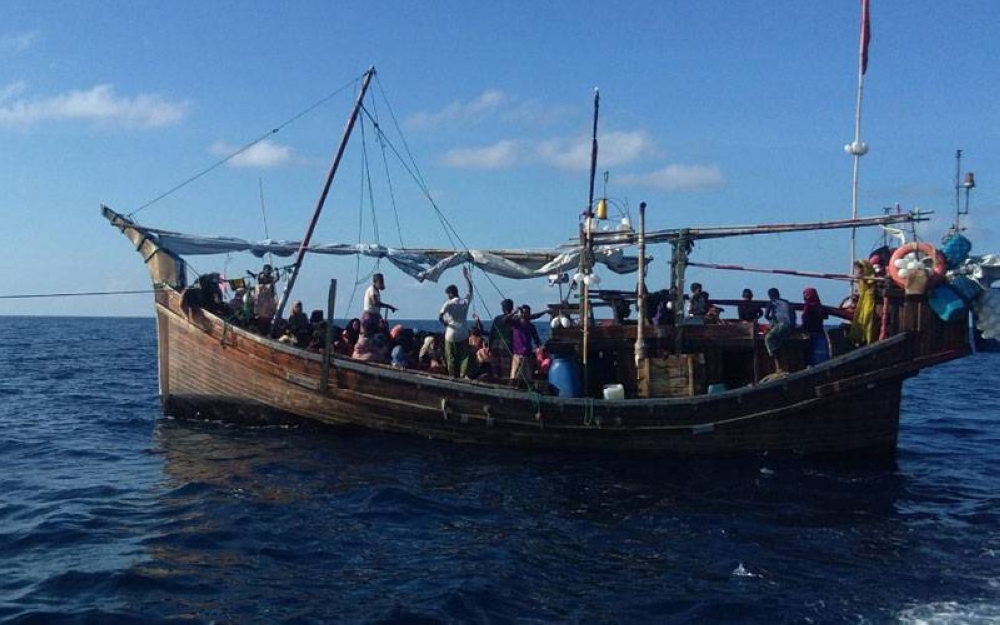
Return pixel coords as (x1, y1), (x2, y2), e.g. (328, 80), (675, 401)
(0, 316), (997, 623)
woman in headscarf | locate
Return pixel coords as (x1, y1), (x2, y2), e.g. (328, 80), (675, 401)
(800, 288), (828, 334)
(334, 318), (362, 355)
(847, 260), (878, 346)
(802, 287), (831, 365)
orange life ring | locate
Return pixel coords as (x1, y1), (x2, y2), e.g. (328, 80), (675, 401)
(888, 242), (946, 288)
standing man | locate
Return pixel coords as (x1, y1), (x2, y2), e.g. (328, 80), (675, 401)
(489, 298), (516, 378)
(439, 266), (473, 378)
(362, 273), (397, 335)
(510, 305), (543, 382)
(764, 287), (794, 368)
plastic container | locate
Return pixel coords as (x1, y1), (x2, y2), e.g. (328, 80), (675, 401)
(928, 284), (966, 322)
(949, 274), (981, 302)
(547, 354), (582, 398)
(941, 233), (972, 268)
(707, 383), (727, 394)
(603, 383), (625, 400)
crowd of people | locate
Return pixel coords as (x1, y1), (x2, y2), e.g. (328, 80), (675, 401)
(680, 282), (830, 358)
(195, 262), (872, 381)
(212, 266), (553, 385)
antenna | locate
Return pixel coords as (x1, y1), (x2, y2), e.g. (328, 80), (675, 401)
(954, 149), (976, 233)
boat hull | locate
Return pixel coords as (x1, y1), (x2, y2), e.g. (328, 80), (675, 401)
(153, 290), (950, 457)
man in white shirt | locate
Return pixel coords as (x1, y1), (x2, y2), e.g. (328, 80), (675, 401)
(438, 266), (473, 378)
(362, 273), (396, 335)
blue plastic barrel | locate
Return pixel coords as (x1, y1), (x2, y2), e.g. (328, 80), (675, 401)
(547, 354), (582, 397)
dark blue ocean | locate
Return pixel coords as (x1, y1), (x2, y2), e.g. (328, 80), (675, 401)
(0, 316), (997, 623)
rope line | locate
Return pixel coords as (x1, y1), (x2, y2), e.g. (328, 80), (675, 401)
(127, 75), (361, 218)
(0, 289), (161, 299)
(369, 93), (405, 248)
(363, 81), (543, 390)
(359, 117), (380, 244)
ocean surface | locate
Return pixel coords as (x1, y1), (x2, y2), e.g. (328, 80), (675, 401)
(0, 316), (997, 623)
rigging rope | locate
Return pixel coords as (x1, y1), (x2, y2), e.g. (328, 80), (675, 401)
(0, 289), (161, 299)
(127, 75), (361, 219)
(362, 80), (545, 394)
(359, 117), (380, 244)
(362, 105), (458, 250)
(368, 92), (405, 248)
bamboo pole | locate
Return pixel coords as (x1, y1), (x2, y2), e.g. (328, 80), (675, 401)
(634, 202), (647, 368)
(320, 279), (338, 392)
(848, 0), (871, 277)
(686, 261), (888, 283)
(587, 212), (926, 247)
(673, 232), (689, 354)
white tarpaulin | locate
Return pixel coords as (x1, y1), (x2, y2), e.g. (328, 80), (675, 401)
(141, 227), (640, 282)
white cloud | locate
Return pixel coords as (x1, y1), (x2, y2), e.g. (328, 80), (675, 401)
(0, 84), (189, 129)
(406, 90), (509, 129)
(0, 81), (27, 103)
(500, 100), (575, 126)
(405, 90), (572, 130)
(209, 138), (294, 169)
(442, 139), (522, 169)
(538, 130), (656, 171)
(442, 130), (656, 172)
(619, 164), (725, 191)
(1, 31), (39, 53)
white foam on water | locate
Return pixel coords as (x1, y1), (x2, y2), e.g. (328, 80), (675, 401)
(732, 562), (760, 578)
(896, 601), (1000, 624)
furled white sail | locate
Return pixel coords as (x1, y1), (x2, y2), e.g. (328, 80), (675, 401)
(140, 226), (640, 282)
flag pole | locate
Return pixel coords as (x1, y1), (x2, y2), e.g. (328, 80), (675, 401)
(845, 0), (871, 276)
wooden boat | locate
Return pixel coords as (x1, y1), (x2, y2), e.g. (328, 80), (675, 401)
(103, 69), (973, 459)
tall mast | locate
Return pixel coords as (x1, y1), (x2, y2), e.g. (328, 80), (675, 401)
(580, 88), (599, 388)
(846, 0), (871, 272)
(587, 88), (600, 217)
(275, 67), (376, 322)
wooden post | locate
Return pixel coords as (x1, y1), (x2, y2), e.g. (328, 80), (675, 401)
(320, 279), (338, 392)
(673, 232), (689, 354)
(635, 202), (647, 368)
(580, 222), (590, 392)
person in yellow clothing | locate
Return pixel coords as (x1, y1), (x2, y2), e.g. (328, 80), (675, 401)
(848, 259), (878, 345)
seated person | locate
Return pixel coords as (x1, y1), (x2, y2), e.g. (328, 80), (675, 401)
(353, 333), (388, 363)
(335, 319), (362, 355)
(612, 298), (631, 324)
(307, 311), (328, 351)
(419, 334), (445, 373)
(287, 301), (311, 347)
(466, 328), (492, 380)
(535, 345), (551, 377)
(737, 288), (763, 322)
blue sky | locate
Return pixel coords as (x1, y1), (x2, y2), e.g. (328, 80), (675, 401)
(2, 1), (998, 319)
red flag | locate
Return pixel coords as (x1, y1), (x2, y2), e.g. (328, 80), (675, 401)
(860, 0), (871, 74)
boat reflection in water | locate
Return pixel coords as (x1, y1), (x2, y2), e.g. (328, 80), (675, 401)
(129, 415), (916, 621)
